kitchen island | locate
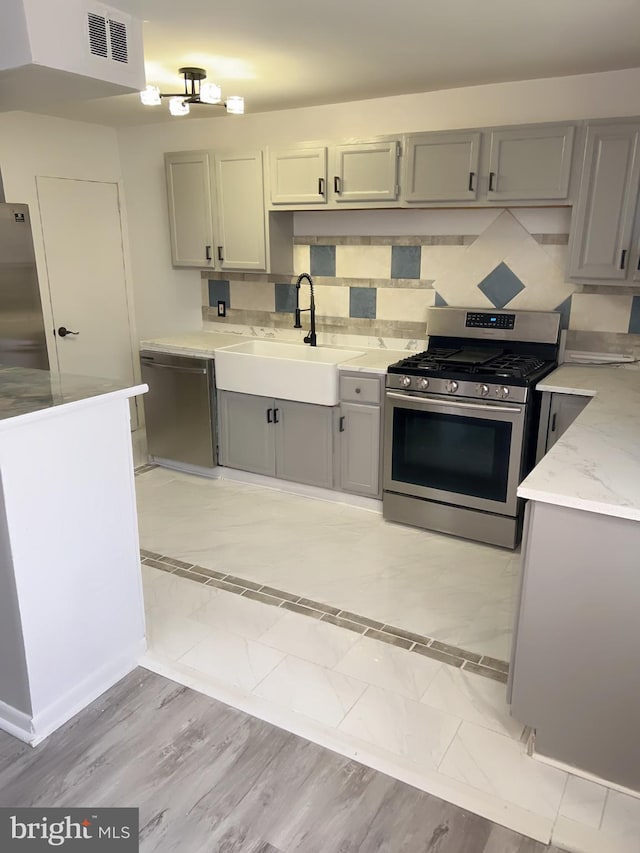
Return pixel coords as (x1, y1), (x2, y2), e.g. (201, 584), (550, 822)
(0, 366), (147, 746)
(510, 363), (640, 793)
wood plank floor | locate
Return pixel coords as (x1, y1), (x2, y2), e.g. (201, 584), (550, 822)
(0, 670), (564, 852)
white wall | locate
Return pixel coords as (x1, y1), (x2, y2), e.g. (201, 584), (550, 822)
(118, 68), (640, 340)
(0, 111), (140, 368)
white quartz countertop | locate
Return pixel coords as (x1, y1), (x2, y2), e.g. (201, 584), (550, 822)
(0, 366), (146, 429)
(139, 331), (245, 356)
(518, 364), (640, 521)
(139, 331), (407, 374)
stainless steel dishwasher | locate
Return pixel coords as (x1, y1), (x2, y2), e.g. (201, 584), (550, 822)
(140, 350), (217, 468)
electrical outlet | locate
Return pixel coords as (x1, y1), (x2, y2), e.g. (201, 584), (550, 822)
(217, 300), (226, 317)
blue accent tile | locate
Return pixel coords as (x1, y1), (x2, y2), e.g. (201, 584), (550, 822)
(554, 296), (573, 330)
(310, 245), (336, 277)
(349, 287), (376, 319)
(477, 263), (525, 309)
(208, 279), (230, 307)
(391, 245), (421, 279)
(629, 295), (640, 334)
(434, 291), (448, 307)
(275, 283), (297, 313)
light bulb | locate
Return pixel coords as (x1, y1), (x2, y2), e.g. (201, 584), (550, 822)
(200, 82), (222, 104)
(169, 98), (190, 117)
(225, 96), (244, 115)
(140, 85), (161, 106)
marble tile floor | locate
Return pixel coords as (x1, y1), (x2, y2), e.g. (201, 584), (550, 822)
(140, 564), (640, 853)
(135, 466), (519, 661)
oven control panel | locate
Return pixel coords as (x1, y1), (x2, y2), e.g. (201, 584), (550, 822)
(386, 373), (529, 404)
(465, 312), (515, 330)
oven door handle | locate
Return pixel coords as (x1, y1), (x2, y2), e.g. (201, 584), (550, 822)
(386, 392), (522, 415)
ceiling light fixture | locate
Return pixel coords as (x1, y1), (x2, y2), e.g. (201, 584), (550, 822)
(140, 67), (244, 116)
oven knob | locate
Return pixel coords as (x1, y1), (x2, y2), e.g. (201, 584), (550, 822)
(418, 378), (430, 391)
(400, 375), (412, 388)
(446, 380), (459, 394)
(477, 384), (490, 397)
(496, 386), (510, 399)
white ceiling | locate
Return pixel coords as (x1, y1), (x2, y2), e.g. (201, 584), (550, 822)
(28, 0), (640, 126)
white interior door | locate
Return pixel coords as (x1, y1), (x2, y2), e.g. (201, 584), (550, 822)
(36, 177), (139, 427)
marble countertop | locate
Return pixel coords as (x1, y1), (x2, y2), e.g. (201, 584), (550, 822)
(139, 331), (407, 374)
(518, 364), (640, 521)
(0, 366), (147, 428)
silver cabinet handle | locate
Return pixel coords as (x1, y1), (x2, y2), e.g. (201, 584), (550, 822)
(386, 391), (522, 414)
(140, 361), (207, 375)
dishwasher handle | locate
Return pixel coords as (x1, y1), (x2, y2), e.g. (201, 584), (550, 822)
(140, 359), (208, 376)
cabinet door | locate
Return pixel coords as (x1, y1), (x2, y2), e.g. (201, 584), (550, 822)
(269, 147), (328, 204)
(331, 141), (399, 202)
(215, 151), (267, 271)
(217, 391), (275, 476)
(569, 124), (640, 281)
(546, 393), (591, 451)
(274, 400), (334, 488)
(339, 402), (381, 497)
(487, 124), (575, 201)
(165, 151), (215, 267)
(403, 131), (480, 202)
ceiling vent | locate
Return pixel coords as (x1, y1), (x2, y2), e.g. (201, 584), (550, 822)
(87, 8), (129, 65)
(0, 0), (145, 111)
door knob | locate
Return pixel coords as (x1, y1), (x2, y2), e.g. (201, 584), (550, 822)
(57, 326), (79, 337)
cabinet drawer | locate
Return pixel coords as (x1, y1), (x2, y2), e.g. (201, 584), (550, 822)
(339, 374), (381, 404)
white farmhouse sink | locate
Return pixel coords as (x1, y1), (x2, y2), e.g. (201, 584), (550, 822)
(214, 340), (364, 405)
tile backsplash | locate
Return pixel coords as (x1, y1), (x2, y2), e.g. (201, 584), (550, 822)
(202, 209), (640, 356)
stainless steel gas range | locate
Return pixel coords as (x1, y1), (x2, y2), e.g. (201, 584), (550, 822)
(382, 307), (561, 548)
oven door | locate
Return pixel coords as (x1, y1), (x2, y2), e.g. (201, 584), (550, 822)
(384, 390), (526, 516)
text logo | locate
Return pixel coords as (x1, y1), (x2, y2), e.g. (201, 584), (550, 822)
(0, 808), (138, 851)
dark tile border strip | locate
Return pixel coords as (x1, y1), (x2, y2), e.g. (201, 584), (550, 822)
(135, 464), (158, 475)
(140, 549), (509, 684)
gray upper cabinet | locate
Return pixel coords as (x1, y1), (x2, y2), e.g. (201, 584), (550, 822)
(330, 141), (399, 202)
(568, 122), (640, 283)
(269, 141), (400, 206)
(486, 124), (575, 201)
(403, 131), (481, 202)
(165, 150), (215, 268)
(214, 151), (266, 271)
(269, 147), (328, 204)
(165, 149), (292, 273)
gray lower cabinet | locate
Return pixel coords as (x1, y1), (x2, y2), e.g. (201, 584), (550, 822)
(217, 390), (275, 476)
(537, 390), (592, 457)
(338, 372), (383, 498)
(218, 390), (334, 488)
(509, 500), (640, 791)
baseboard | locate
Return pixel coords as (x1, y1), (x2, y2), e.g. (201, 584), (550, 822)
(532, 747), (640, 801)
(3, 640), (146, 747)
(0, 698), (35, 743)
